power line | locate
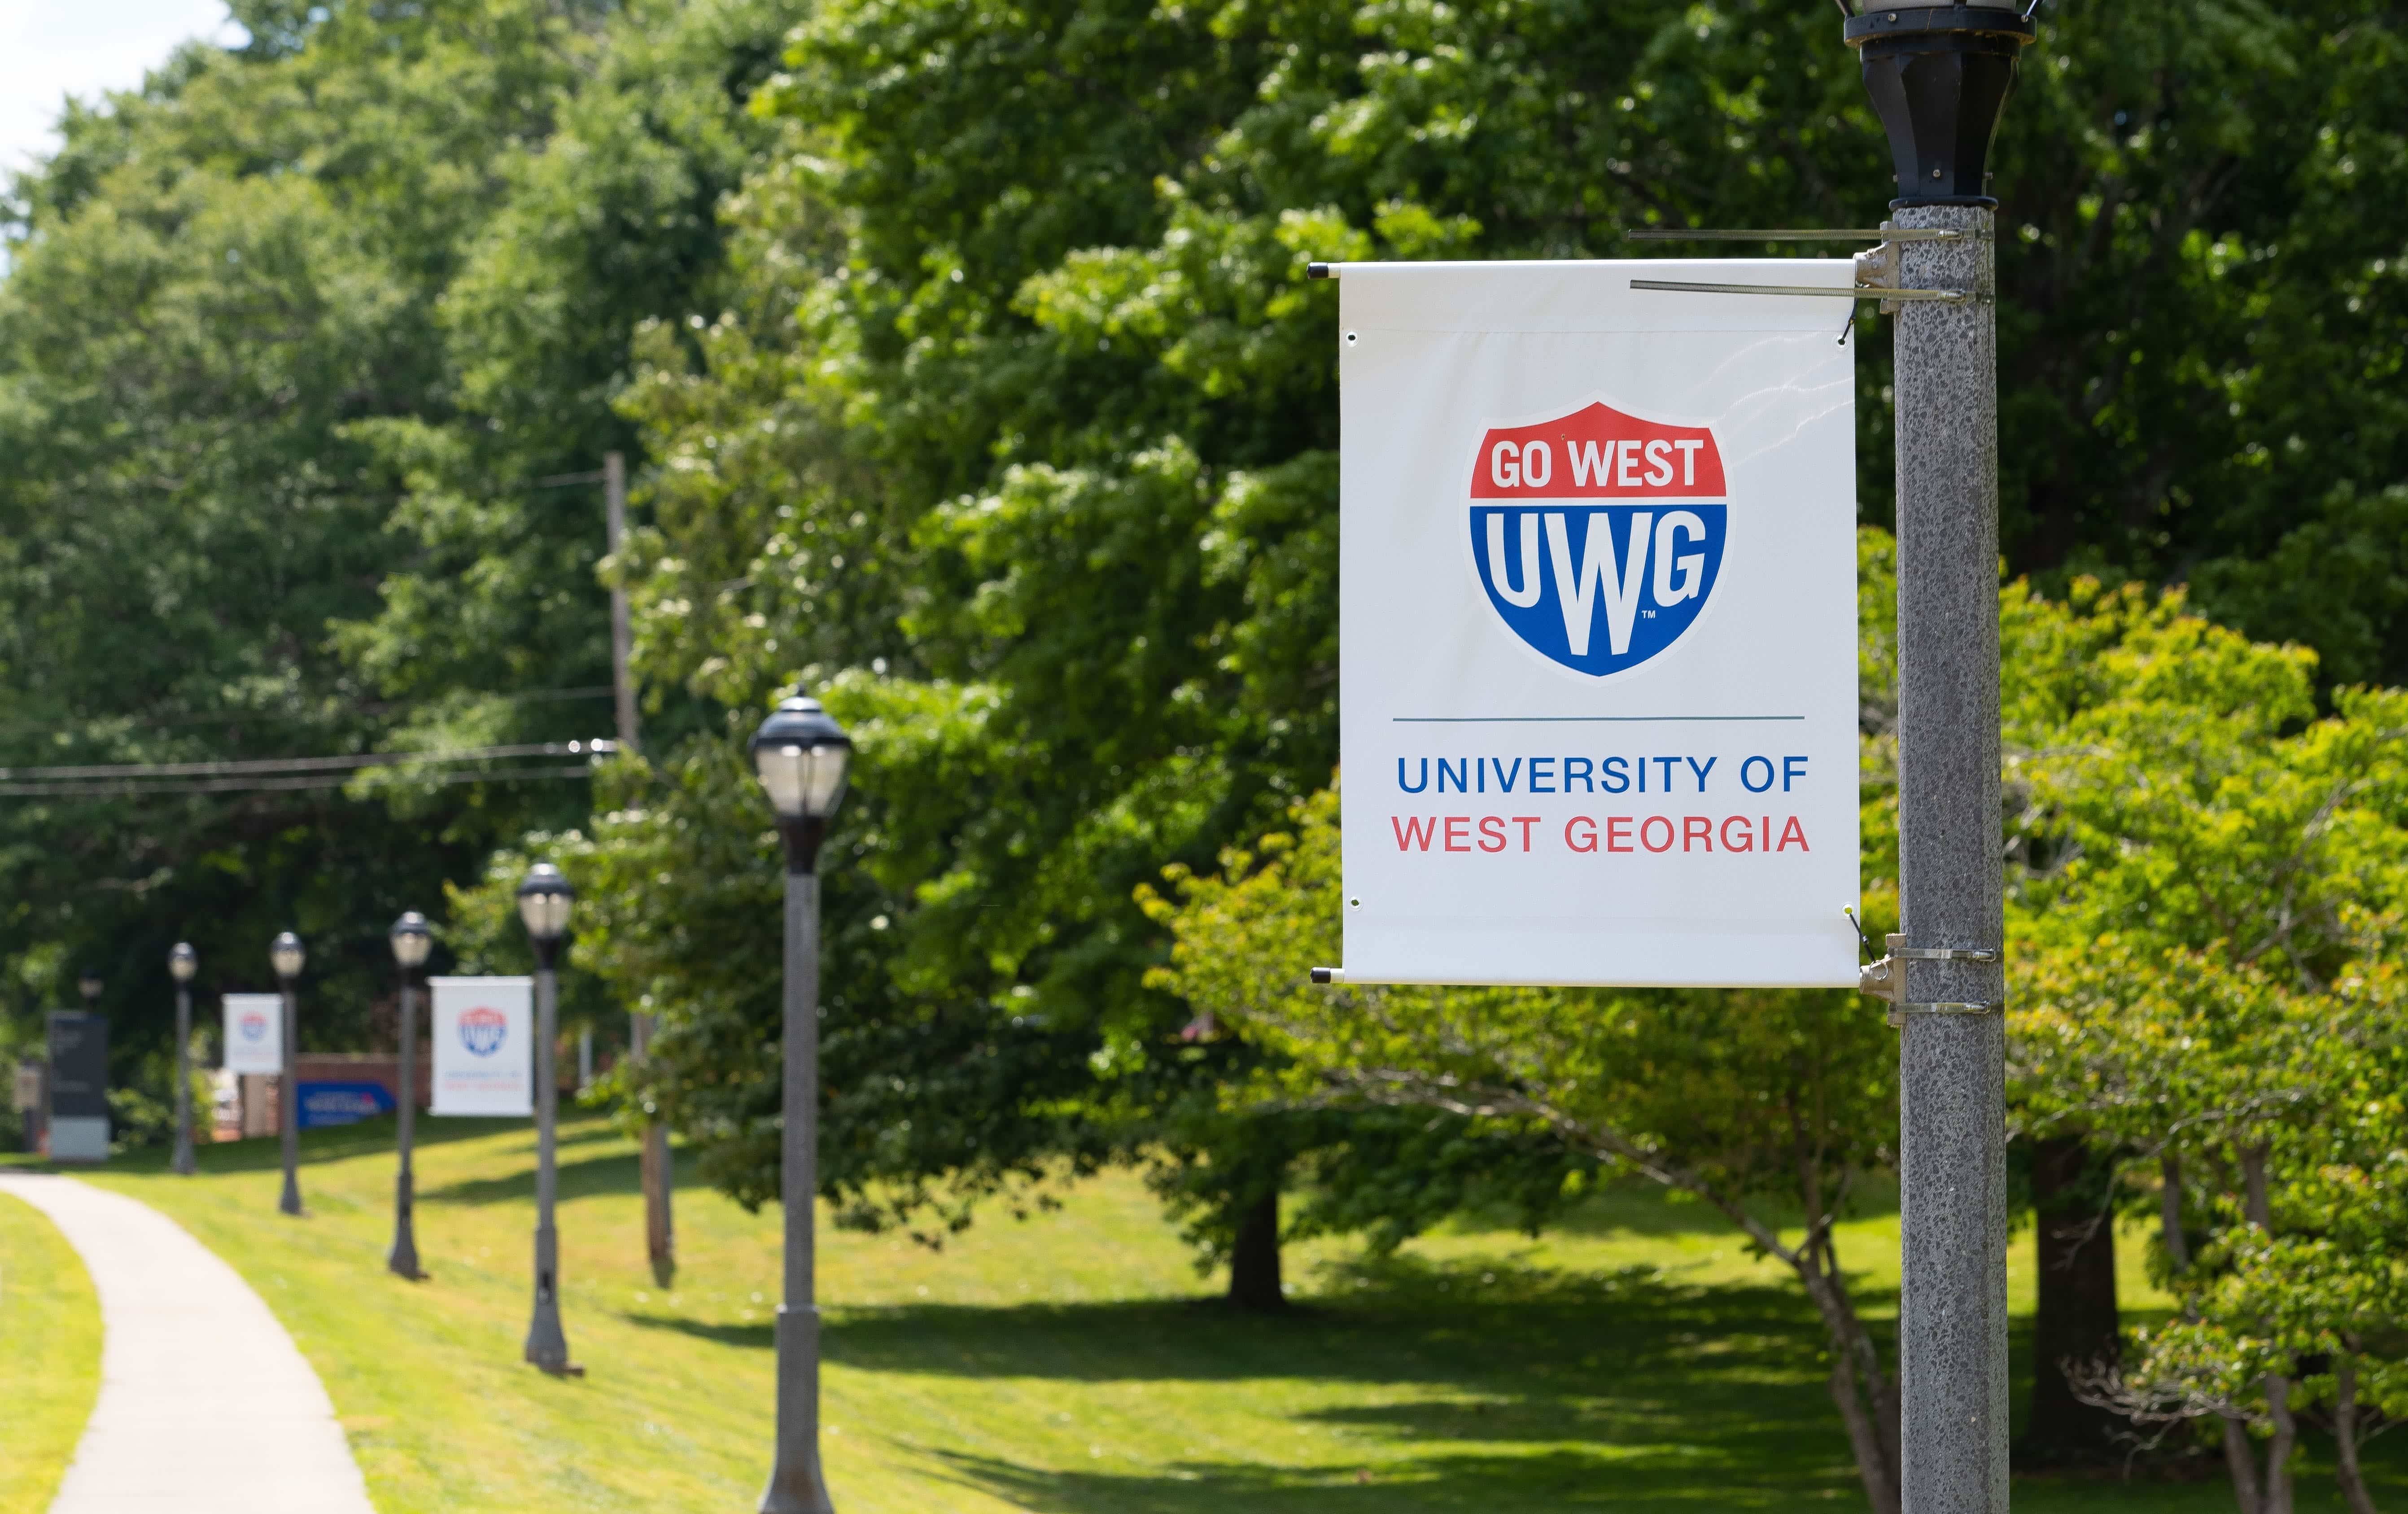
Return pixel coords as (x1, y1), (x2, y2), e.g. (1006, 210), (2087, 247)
(0, 739), (618, 783)
(0, 685), (618, 741)
(0, 764), (602, 800)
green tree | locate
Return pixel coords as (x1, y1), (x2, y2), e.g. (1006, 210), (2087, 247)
(0, 0), (621, 1084)
(1145, 782), (1911, 1509)
(0, 0), (804, 1108)
(575, 0), (2408, 1269)
(2007, 582), (2408, 1510)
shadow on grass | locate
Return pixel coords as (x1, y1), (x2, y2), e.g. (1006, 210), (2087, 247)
(921, 1444), (1855, 1512)
(625, 1313), (775, 1348)
(99, 1115), (586, 1177)
(887, 1260), (1868, 1509)
(1435, 1177), (1901, 1245)
(628, 1253), (1887, 1397)
(417, 1138), (704, 1206)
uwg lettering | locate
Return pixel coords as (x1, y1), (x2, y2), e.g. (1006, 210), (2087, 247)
(1468, 401), (1727, 678)
(1472, 505), (1724, 674)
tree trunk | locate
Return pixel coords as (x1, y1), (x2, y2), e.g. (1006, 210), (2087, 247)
(2019, 1136), (2127, 1467)
(2264, 1373), (2299, 1514)
(2242, 1145), (2296, 1514)
(2168, 1154), (2265, 1514)
(1786, 1237), (1901, 1514)
(2334, 1354), (2382, 1514)
(1226, 1187), (1285, 1310)
(2224, 1421), (2267, 1514)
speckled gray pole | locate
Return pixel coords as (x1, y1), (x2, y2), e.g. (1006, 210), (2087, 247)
(1892, 201), (2010, 1513)
(762, 868), (835, 1514)
(171, 983), (196, 1176)
(389, 975), (422, 1279)
(278, 982), (303, 1215)
(525, 961), (573, 1371)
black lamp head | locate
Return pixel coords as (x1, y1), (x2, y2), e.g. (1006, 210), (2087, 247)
(516, 863), (575, 948)
(1845, 4), (2037, 206)
(390, 910), (434, 970)
(169, 943), (198, 984)
(747, 696), (853, 823)
(270, 932), (305, 981)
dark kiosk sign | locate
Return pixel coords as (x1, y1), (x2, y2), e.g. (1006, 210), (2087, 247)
(47, 1010), (109, 1163)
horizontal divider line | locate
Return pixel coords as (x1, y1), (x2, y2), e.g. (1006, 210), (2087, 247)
(1390, 715), (1806, 723)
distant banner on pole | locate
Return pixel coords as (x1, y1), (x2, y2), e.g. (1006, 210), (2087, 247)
(1335, 259), (1860, 988)
(429, 976), (533, 1116)
(222, 993), (284, 1075)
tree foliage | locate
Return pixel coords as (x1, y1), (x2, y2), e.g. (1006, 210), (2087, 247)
(0, 0), (795, 1097)
(2006, 582), (2408, 1510)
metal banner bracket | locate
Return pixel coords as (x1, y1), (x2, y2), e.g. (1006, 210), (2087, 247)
(1626, 222), (1972, 307)
(1857, 930), (2003, 1025)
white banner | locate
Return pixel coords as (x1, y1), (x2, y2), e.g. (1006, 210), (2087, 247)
(1337, 259), (1860, 988)
(429, 976), (533, 1116)
(221, 993), (284, 1075)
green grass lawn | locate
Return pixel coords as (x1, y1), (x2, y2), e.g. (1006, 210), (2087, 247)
(2, 1116), (2391, 1511)
(0, 1187), (102, 1514)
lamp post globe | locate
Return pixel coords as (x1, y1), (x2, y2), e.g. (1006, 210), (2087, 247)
(514, 865), (578, 1374)
(168, 944), (198, 1176)
(390, 913), (433, 971)
(270, 932), (305, 1216)
(516, 863), (575, 954)
(387, 912), (433, 1279)
(750, 697), (852, 869)
(271, 933), (305, 982)
(78, 969), (102, 1005)
(751, 694), (850, 1514)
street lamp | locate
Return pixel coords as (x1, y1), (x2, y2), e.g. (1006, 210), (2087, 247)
(515, 863), (579, 1375)
(271, 932), (305, 1216)
(389, 912), (433, 1280)
(749, 694), (852, 1514)
(78, 969), (101, 1006)
(169, 944), (198, 1176)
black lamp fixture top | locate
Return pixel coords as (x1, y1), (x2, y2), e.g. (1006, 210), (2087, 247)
(749, 695), (854, 873)
(1844, 4), (2037, 207)
(516, 864), (576, 952)
(390, 910), (434, 971)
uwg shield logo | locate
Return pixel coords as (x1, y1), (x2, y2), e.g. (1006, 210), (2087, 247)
(239, 1011), (268, 1042)
(1469, 401), (1727, 677)
(459, 1005), (509, 1058)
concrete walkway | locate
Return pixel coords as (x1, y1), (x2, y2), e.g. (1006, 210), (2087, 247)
(0, 1173), (376, 1514)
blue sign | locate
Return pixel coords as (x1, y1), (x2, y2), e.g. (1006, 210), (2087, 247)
(297, 1081), (395, 1130)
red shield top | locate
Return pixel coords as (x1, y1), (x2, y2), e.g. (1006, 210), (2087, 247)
(1468, 402), (1725, 499)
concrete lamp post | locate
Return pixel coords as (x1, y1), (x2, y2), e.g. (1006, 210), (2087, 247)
(516, 864), (580, 1375)
(1841, 4), (2033, 1511)
(389, 912), (433, 1280)
(749, 695), (852, 1514)
(169, 944), (198, 1176)
(271, 932), (306, 1216)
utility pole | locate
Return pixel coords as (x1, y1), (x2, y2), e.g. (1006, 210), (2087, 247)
(606, 451), (639, 758)
(606, 449), (677, 1287)
(1845, 5), (2032, 1510)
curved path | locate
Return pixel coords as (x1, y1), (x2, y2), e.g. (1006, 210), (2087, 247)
(0, 1173), (375, 1514)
